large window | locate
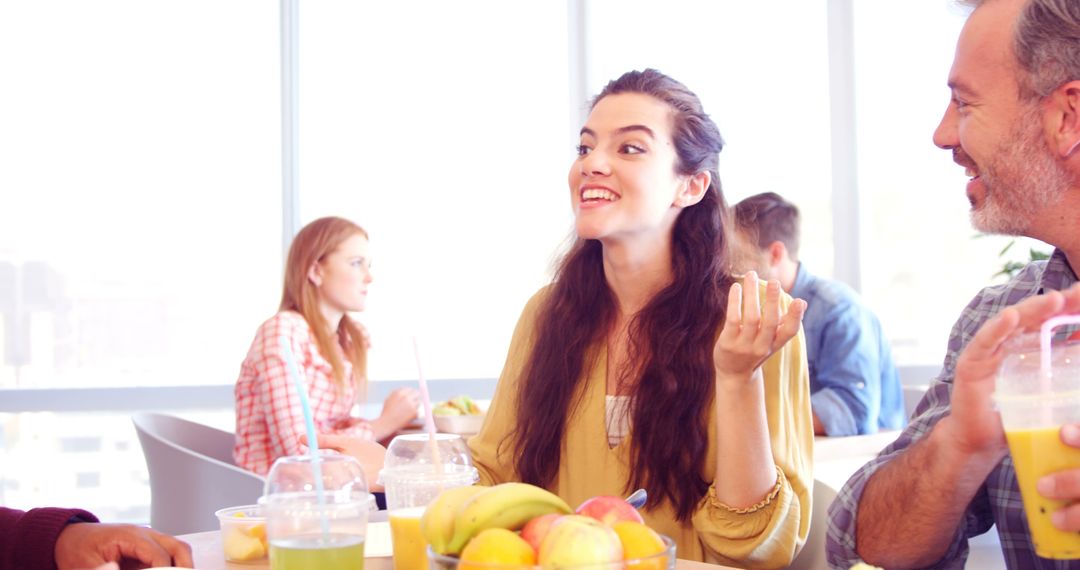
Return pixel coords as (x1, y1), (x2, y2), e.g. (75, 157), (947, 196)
(853, 3), (1050, 366)
(586, 1), (836, 274)
(0, 1), (281, 389)
(299, 2), (573, 381)
(0, 1), (279, 519)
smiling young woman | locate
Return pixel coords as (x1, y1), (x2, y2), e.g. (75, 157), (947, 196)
(468, 70), (813, 568)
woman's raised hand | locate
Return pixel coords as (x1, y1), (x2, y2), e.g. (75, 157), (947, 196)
(713, 271), (806, 386)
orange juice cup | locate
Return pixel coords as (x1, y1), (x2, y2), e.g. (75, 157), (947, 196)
(997, 324), (1080, 559)
(382, 434), (478, 570)
(389, 506), (428, 570)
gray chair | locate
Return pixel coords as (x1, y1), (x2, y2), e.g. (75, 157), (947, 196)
(787, 478), (840, 570)
(132, 412), (264, 535)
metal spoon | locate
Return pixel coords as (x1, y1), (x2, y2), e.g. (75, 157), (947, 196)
(625, 488), (648, 509)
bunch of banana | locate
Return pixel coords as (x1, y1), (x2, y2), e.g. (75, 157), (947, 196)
(421, 482), (572, 556)
(420, 485), (487, 555)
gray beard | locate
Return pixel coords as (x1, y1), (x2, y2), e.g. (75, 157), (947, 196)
(970, 107), (1070, 236)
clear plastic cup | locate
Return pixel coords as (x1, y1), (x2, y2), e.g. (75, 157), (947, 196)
(381, 433), (478, 570)
(263, 453), (373, 570)
(997, 331), (1080, 559)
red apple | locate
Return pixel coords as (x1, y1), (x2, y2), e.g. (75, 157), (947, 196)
(575, 495), (644, 526)
(520, 513), (561, 552)
(538, 515), (623, 568)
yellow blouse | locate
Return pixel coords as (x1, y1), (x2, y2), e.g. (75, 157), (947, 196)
(468, 285), (814, 569)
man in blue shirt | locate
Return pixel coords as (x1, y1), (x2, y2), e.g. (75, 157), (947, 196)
(731, 192), (905, 436)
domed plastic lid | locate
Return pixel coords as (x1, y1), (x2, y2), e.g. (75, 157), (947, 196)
(379, 433), (476, 485)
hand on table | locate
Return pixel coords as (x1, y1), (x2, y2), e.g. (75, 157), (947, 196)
(56, 522), (192, 570)
(713, 272), (805, 387)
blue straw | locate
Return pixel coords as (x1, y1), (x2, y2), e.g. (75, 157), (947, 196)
(280, 337), (330, 538)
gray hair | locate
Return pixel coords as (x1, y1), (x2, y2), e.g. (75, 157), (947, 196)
(1016, 0), (1080, 97)
(959, 0), (1080, 98)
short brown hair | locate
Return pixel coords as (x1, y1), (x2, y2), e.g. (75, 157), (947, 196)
(733, 192), (800, 258)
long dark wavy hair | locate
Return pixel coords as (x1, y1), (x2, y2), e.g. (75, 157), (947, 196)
(509, 69), (734, 521)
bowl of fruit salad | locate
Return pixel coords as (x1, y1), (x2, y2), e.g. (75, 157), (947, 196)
(433, 395), (486, 435)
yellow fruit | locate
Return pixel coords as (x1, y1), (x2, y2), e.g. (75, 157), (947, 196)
(458, 528), (536, 570)
(612, 521), (667, 570)
(421, 485), (488, 554)
(223, 526), (267, 561)
(244, 522), (267, 541)
(445, 483), (572, 554)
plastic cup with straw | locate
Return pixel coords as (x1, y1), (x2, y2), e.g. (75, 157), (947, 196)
(381, 337), (476, 570)
(994, 315), (1080, 559)
(260, 337), (371, 569)
(279, 336), (330, 537)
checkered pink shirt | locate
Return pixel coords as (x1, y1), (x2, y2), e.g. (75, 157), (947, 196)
(233, 311), (374, 475)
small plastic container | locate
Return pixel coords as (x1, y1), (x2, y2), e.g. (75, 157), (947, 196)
(215, 504), (268, 564)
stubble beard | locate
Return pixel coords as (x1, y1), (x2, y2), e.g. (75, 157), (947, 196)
(970, 104), (1070, 236)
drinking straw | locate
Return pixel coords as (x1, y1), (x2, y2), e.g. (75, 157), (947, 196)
(412, 336), (444, 471)
(1039, 315), (1080, 386)
(280, 337), (330, 537)
(1036, 315), (1080, 430)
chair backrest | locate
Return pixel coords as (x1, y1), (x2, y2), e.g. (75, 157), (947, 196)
(787, 478), (840, 570)
(132, 412), (265, 535)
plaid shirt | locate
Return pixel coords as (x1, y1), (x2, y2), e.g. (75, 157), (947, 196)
(234, 311), (373, 475)
(826, 248), (1080, 569)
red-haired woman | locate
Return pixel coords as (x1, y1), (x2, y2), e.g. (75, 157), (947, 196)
(233, 216), (419, 478)
(468, 70), (813, 568)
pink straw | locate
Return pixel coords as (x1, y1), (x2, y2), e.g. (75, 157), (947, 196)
(1038, 316), (1080, 426)
(1039, 315), (1080, 386)
(412, 336), (443, 469)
